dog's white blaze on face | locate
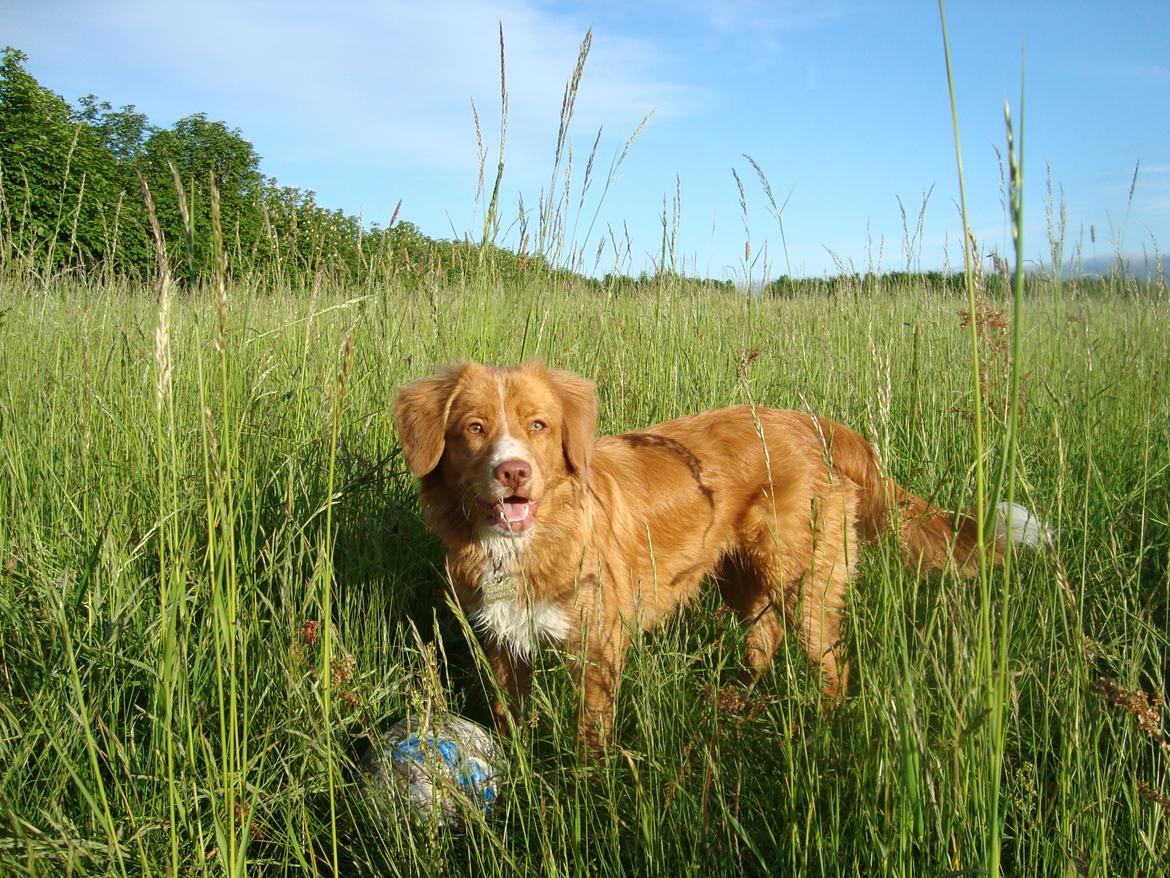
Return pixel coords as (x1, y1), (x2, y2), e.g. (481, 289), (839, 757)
(488, 379), (528, 462)
(471, 376), (542, 533)
(487, 433), (533, 470)
(487, 380), (535, 470)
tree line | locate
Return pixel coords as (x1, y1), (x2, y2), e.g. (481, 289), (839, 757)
(7, 47), (1124, 298)
(0, 47), (559, 289)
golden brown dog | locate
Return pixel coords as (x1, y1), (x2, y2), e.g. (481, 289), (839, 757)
(395, 361), (1044, 748)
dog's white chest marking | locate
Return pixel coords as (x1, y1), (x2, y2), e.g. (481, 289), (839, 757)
(469, 532), (569, 658)
(471, 596), (570, 659)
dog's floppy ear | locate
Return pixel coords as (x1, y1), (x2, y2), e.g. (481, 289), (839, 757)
(394, 365), (467, 478)
(544, 367), (596, 482)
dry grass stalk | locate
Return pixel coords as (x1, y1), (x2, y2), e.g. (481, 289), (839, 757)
(1090, 676), (1169, 749)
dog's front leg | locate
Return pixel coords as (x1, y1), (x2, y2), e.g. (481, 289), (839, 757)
(485, 642), (532, 736)
(573, 623), (628, 753)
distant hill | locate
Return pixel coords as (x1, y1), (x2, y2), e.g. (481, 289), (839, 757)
(1063, 252), (1167, 280)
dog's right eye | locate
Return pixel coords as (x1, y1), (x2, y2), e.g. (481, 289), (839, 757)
(466, 422), (485, 434)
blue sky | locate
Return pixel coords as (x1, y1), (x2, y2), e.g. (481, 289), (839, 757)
(7, 1), (1169, 278)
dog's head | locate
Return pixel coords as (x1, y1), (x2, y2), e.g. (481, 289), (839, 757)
(394, 361), (596, 536)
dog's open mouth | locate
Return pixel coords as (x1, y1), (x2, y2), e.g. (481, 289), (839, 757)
(477, 496), (540, 533)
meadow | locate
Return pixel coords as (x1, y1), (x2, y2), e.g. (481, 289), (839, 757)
(2, 13), (1169, 871)
(1, 266), (1168, 875)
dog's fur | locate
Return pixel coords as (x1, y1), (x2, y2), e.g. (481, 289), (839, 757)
(395, 361), (1043, 748)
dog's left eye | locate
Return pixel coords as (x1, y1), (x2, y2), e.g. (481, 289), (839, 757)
(530, 420), (546, 432)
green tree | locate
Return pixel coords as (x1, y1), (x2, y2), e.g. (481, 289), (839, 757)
(0, 45), (525, 289)
(141, 112), (264, 282)
(72, 95), (154, 273)
(0, 47), (124, 276)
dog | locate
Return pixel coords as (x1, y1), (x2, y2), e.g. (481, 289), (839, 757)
(394, 361), (1045, 749)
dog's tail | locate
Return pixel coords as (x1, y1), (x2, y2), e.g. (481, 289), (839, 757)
(817, 417), (1049, 577)
(885, 489), (1048, 577)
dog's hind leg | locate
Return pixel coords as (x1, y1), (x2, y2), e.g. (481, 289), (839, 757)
(785, 485), (857, 698)
(716, 552), (785, 677)
(787, 563), (851, 697)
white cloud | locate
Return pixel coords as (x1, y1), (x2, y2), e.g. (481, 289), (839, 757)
(672, 0), (851, 36)
(1122, 63), (1170, 86)
(11, 0), (689, 173)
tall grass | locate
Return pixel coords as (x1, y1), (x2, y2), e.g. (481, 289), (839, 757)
(939, 5), (1022, 872)
(1, 267), (1168, 875)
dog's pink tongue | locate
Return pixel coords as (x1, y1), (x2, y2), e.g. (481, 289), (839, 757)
(490, 497), (536, 532)
(503, 501), (531, 522)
